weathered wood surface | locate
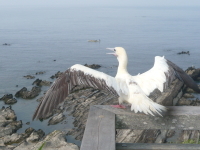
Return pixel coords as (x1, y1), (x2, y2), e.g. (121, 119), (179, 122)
(80, 106), (115, 150)
(95, 105), (200, 130)
(81, 105), (200, 150)
(116, 143), (200, 150)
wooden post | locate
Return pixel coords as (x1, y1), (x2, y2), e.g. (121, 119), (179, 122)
(80, 106), (115, 150)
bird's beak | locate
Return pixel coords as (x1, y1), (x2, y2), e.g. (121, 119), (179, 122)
(106, 48), (117, 57)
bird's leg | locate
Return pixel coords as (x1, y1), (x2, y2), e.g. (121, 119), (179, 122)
(111, 97), (126, 109)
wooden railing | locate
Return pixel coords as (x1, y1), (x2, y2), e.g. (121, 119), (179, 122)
(80, 105), (200, 150)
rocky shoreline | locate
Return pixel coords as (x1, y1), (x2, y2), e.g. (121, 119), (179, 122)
(0, 65), (200, 149)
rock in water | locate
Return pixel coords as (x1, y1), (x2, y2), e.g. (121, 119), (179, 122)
(84, 64), (101, 69)
(15, 86), (41, 99)
(48, 113), (66, 125)
(23, 75), (35, 79)
(0, 94), (17, 104)
(32, 79), (52, 86)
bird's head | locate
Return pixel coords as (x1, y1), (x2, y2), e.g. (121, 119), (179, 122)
(107, 47), (128, 62)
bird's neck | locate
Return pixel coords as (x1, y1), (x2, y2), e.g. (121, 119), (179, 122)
(117, 58), (128, 75)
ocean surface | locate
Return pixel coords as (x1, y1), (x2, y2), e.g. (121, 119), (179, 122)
(0, 4), (200, 145)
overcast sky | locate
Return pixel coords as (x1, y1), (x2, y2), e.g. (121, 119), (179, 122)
(1, 0), (200, 7)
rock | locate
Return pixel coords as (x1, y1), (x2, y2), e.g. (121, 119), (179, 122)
(4, 98), (17, 105)
(1, 127), (45, 148)
(2, 43), (11, 46)
(48, 113), (66, 125)
(177, 97), (192, 106)
(14, 130), (79, 150)
(0, 94), (13, 101)
(32, 79), (52, 86)
(183, 93), (194, 98)
(88, 39), (100, 42)
(190, 98), (200, 106)
(36, 96), (43, 102)
(50, 71), (63, 79)
(0, 106), (22, 138)
(185, 67), (200, 81)
(177, 51), (190, 55)
(0, 94), (17, 105)
(84, 64), (101, 69)
(26, 129), (45, 143)
(23, 75), (35, 79)
(35, 71), (46, 75)
(15, 86), (41, 99)
(185, 87), (195, 93)
(3, 133), (24, 145)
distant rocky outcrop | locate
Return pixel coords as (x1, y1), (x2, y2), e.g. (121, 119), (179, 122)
(177, 51), (190, 55)
(23, 75), (35, 79)
(84, 64), (101, 69)
(87, 39), (100, 42)
(35, 71), (46, 75)
(2, 43), (11, 46)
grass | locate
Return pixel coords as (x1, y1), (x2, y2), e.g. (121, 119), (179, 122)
(38, 142), (46, 150)
(182, 139), (200, 144)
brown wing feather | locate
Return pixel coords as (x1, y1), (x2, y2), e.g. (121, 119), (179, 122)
(167, 60), (200, 92)
(32, 67), (118, 120)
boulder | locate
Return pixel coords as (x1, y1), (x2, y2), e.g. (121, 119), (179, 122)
(48, 113), (66, 125)
(0, 94), (17, 105)
(185, 67), (200, 81)
(50, 71), (63, 79)
(32, 79), (52, 86)
(15, 86), (41, 99)
(0, 106), (22, 138)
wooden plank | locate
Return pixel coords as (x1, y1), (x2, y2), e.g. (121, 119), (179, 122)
(95, 105), (200, 130)
(116, 143), (200, 150)
(80, 106), (115, 150)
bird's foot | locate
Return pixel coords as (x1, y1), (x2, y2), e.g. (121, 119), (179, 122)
(111, 104), (126, 109)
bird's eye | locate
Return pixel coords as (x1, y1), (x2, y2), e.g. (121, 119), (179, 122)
(114, 49), (116, 51)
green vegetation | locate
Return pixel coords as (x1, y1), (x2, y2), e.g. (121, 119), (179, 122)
(38, 142), (46, 150)
(182, 139), (200, 144)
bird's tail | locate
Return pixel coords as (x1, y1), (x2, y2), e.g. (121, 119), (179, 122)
(130, 95), (166, 116)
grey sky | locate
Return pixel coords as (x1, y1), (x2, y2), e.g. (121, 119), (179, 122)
(1, 0), (200, 7)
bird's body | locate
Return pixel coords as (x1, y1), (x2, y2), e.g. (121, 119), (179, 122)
(33, 47), (200, 120)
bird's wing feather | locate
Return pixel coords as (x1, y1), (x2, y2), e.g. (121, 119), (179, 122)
(126, 78), (166, 116)
(133, 56), (175, 96)
(133, 56), (200, 97)
(33, 64), (119, 120)
(166, 60), (200, 92)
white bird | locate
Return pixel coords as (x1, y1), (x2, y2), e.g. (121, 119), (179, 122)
(33, 47), (200, 120)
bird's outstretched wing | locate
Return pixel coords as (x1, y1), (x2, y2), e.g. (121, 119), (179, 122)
(33, 64), (119, 120)
(133, 56), (200, 96)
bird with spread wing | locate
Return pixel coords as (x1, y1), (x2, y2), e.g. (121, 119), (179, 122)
(33, 47), (200, 120)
